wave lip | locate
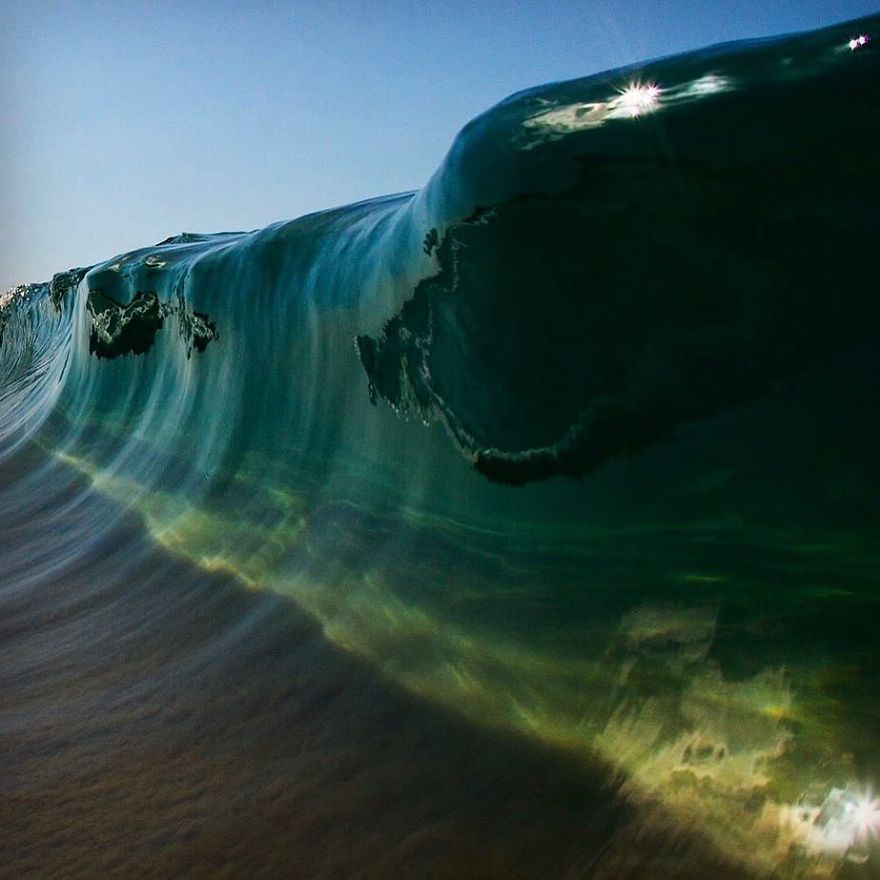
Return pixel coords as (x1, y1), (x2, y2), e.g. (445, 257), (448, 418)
(354, 14), (880, 484)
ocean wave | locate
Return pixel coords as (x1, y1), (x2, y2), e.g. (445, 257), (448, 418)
(2, 14), (879, 878)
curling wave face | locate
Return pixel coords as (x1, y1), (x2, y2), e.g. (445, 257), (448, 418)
(2, 15), (879, 877)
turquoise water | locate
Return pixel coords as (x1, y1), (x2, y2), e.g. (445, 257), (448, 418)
(2, 15), (879, 878)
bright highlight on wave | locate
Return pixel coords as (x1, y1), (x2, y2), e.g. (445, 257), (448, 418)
(616, 81), (661, 116)
(849, 34), (869, 50)
(853, 790), (880, 835)
(518, 72), (731, 145)
(785, 785), (880, 865)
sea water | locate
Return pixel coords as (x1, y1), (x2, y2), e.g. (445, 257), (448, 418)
(2, 15), (878, 878)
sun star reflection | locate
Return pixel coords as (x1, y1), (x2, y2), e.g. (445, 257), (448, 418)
(852, 789), (880, 836)
(616, 82), (661, 117)
(848, 34), (869, 50)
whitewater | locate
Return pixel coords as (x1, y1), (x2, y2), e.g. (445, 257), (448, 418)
(2, 15), (878, 879)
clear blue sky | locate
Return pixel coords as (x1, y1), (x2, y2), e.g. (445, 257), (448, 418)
(2, 0), (877, 290)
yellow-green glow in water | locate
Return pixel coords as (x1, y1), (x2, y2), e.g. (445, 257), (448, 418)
(53, 448), (878, 878)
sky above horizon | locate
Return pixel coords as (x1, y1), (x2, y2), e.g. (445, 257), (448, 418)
(2, 0), (877, 290)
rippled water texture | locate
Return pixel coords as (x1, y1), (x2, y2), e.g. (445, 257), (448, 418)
(2, 15), (879, 879)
